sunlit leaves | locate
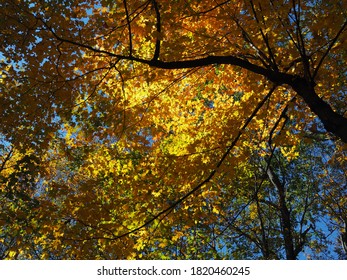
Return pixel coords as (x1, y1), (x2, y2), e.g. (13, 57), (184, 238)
(0, 0), (346, 259)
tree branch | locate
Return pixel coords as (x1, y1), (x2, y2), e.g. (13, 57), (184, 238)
(123, 0), (133, 56)
(38, 16), (347, 143)
(313, 19), (347, 79)
(151, 0), (161, 61)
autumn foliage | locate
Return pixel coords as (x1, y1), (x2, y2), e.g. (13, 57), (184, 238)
(0, 0), (347, 259)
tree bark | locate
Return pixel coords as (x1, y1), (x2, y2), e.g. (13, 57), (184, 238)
(266, 167), (297, 260)
(288, 77), (347, 143)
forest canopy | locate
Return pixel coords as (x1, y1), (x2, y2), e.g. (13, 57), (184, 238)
(0, 0), (346, 259)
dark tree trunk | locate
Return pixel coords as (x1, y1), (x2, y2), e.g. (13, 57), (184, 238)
(266, 167), (297, 260)
(289, 77), (347, 143)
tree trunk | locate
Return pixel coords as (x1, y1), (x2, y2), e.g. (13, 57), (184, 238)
(266, 167), (297, 260)
(289, 77), (347, 143)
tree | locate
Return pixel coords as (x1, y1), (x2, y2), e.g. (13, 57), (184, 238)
(0, 0), (346, 259)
